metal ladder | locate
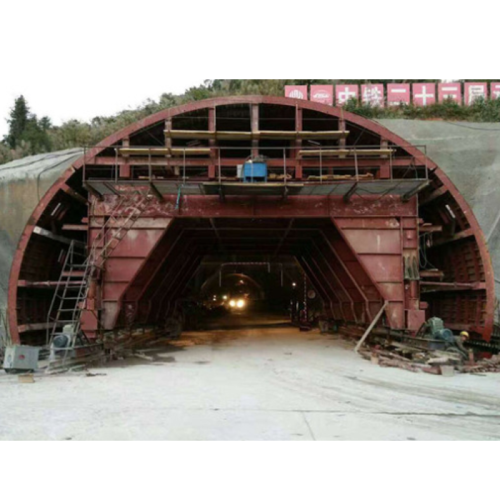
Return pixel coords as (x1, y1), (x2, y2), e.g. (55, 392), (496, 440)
(46, 194), (154, 366)
(45, 241), (90, 362)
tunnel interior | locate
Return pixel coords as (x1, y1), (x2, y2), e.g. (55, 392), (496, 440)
(108, 217), (381, 335)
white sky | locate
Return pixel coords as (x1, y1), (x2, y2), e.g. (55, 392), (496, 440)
(0, 73), (202, 137)
(1, 1), (496, 139)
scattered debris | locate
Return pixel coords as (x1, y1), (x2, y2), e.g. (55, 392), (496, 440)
(359, 340), (500, 375)
(132, 351), (154, 362)
(461, 354), (500, 374)
(170, 339), (196, 347)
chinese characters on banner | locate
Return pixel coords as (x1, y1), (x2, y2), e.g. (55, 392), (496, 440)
(491, 83), (500, 100)
(285, 83), (500, 106)
(335, 85), (358, 106)
(285, 86), (307, 100)
(413, 83), (436, 106)
(465, 82), (487, 105)
(310, 85), (333, 105)
(361, 84), (384, 107)
(438, 83), (461, 103)
(387, 84), (410, 106)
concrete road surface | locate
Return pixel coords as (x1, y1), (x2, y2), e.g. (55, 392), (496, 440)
(1, 314), (499, 440)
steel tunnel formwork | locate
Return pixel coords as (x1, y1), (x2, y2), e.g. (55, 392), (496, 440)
(7, 96), (496, 346)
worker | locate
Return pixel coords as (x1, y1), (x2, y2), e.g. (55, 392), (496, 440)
(455, 331), (470, 359)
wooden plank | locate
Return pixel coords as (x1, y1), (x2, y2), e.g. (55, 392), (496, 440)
(62, 224), (88, 231)
(164, 129), (349, 140)
(33, 226), (85, 247)
(420, 270), (445, 279)
(401, 180), (430, 201)
(165, 130), (215, 139)
(60, 184), (87, 204)
(299, 148), (394, 157)
(18, 322), (56, 333)
(419, 224), (443, 233)
(419, 185), (448, 206)
(354, 301), (389, 353)
(170, 148), (211, 156)
(430, 228), (474, 247)
(297, 131), (349, 140)
(119, 147), (210, 156)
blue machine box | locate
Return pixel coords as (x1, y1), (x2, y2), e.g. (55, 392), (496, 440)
(243, 161), (267, 183)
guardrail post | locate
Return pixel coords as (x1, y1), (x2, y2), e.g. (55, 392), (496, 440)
(354, 149), (359, 181)
(183, 149), (186, 185)
(115, 148), (119, 183)
(283, 148), (287, 184)
(320, 148), (323, 183)
(218, 149), (221, 184)
(148, 150), (152, 183)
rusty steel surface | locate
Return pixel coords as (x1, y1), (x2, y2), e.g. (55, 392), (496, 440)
(7, 96), (495, 344)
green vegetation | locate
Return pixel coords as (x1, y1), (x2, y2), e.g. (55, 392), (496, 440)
(1, 96), (52, 163)
(1, 80), (500, 165)
(344, 96), (500, 122)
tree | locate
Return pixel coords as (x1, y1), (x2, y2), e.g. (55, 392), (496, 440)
(5, 95), (30, 149)
(22, 115), (52, 154)
(3, 96), (53, 154)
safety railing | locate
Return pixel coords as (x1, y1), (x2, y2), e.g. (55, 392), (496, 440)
(83, 144), (429, 186)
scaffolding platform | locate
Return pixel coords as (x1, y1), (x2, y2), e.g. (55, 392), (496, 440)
(85, 178), (430, 199)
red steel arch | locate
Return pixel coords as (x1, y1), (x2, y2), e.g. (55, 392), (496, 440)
(8, 96), (495, 343)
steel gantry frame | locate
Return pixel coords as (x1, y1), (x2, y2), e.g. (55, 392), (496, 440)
(7, 96), (495, 346)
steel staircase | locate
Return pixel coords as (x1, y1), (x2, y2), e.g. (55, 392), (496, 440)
(46, 194), (154, 366)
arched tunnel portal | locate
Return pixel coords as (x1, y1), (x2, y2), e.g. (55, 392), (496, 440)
(7, 96), (495, 346)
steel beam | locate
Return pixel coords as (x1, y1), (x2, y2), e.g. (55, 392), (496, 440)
(93, 195), (417, 219)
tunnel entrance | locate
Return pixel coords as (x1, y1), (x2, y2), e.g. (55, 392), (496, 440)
(81, 211), (406, 342)
(120, 217), (336, 335)
(8, 96), (495, 350)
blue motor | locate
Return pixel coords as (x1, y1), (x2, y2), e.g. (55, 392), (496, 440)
(427, 317), (455, 349)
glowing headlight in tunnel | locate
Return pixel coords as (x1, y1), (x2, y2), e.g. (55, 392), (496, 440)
(236, 299), (245, 309)
(229, 300), (236, 307)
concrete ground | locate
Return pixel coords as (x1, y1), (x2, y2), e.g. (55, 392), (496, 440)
(1, 313), (500, 441)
